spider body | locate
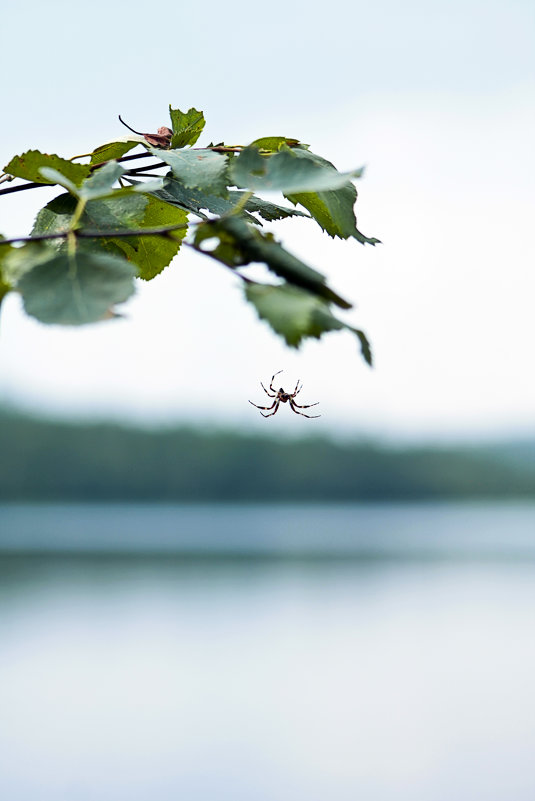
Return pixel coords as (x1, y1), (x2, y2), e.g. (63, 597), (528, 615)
(249, 370), (321, 418)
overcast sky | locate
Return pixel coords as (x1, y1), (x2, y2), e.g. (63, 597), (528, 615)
(1, 0), (533, 441)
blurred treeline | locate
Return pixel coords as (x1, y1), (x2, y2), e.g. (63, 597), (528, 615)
(0, 408), (533, 501)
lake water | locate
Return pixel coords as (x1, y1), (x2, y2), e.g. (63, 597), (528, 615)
(1, 502), (535, 801)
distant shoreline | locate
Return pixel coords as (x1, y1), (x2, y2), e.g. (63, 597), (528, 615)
(1, 409), (533, 502)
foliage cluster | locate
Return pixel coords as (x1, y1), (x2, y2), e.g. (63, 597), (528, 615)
(0, 105), (378, 362)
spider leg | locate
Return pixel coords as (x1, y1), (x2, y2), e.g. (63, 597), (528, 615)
(291, 400), (320, 409)
(260, 400), (280, 417)
(289, 399), (321, 418)
(269, 370), (283, 394)
(260, 382), (276, 398)
(290, 379), (302, 398)
(249, 399), (277, 411)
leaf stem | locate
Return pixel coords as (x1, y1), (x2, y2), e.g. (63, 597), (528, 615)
(118, 115), (145, 136)
(231, 190), (253, 216)
(67, 231), (77, 262)
(70, 198), (87, 231)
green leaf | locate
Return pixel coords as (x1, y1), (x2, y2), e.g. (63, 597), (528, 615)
(230, 147), (363, 194)
(154, 184), (306, 223)
(0, 235), (13, 270)
(285, 185), (379, 244)
(245, 283), (321, 347)
(151, 178), (260, 224)
(78, 161), (126, 200)
(242, 195), (309, 222)
(32, 192), (148, 239)
(312, 305), (373, 365)
(31, 191), (186, 281)
(90, 141), (139, 166)
(286, 185), (357, 238)
(82, 194), (149, 231)
(0, 277), (9, 308)
(102, 197), (189, 280)
(0, 241), (54, 284)
(193, 216), (351, 309)
(3, 150), (90, 186)
(32, 193), (79, 241)
(38, 167), (80, 196)
(152, 148), (228, 196)
(245, 282), (372, 362)
(248, 136), (301, 152)
(39, 163), (154, 203)
(284, 148), (379, 244)
(168, 106), (205, 148)
(17, 248), (136, 325)
(0, 237), (13, 306)
(1, 241), (61, 313)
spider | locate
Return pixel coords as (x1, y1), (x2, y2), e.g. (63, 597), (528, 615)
(249, 370), (321, 418)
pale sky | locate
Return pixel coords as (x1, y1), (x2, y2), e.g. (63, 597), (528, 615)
(0, 0), (533, 441)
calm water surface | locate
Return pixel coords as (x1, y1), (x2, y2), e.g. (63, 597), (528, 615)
(1, 503), (534, 801)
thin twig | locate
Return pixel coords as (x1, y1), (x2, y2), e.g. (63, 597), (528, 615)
(0, 221), (194, 247)
(88, 151), (156, 170)
(0, 181), (49, 197)
(0, 231), (72, 245)
(185, 241), (254, 283)
(123, 164), (168, 177)
(126, 173), (166, 179)
(77, 223), (193, 239)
